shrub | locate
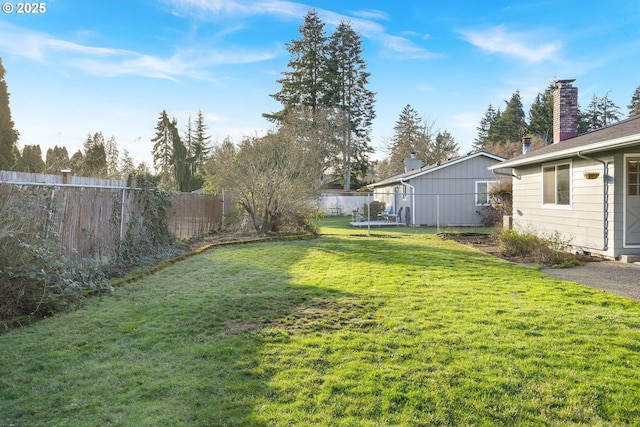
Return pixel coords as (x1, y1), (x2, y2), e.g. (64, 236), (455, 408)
(489, 178), (513, 215)
(498, 229), (581, 267)
(363, 200), (385, 219)
(111, 174), (179, 273)
(0, 185), (111, 320)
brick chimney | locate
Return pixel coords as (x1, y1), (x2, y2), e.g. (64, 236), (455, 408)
(553, 79), (579, 143)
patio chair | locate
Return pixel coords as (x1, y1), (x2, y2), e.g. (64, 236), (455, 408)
(387, 206), (403, 223)
(377, 205), (393, 221)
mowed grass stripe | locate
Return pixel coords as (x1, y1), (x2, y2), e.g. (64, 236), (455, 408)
(1, 235), (640, 426)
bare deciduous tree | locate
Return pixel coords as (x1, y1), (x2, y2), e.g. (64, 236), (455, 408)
(205, 112), (325, 234)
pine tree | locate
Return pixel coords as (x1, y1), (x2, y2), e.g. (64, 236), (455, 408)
(172, 118), (189, 192)
(494, 91), (526, 143)
(120, 149), (135, 179)
(386, 104), (434, 174)
(105, 136), (119, 179)
(628, 85), (640, 116)
(190, 109), (211, 179)
(598, 91), (622, 125)
(151, 110), (174, 186)
(83, 132), (107, 177)
(428, 131), (459, 164)
(0, 57), (19, 170)
(266, 9), (328, 122)
(265, 11), (375, 189)
(17, 144), (45, 172)
(45, 145), (70, 173)
(325, 21), (376, 190)
(583, 94), (602, 132)
(474, 105), (498, 150)
(582, 92), (622, 132)
(70, 149), (84, 174)
(528, 85), (554, 144)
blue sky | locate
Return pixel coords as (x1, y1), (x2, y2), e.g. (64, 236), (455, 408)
(1, 0), (640, 167)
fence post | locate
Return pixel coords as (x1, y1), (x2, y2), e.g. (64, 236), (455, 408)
(222, 189), (226, 228)
(367, 192), (371, 236)
(437, 194), (440, 233)
(120, 188), (126, 242)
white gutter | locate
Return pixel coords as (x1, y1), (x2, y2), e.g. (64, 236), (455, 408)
(491, 168), (520, 180)
(400, 179), (416, 226)
(489, 133), (640, 170)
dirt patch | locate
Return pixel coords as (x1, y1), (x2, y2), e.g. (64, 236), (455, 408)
(440, 232), (602, 266)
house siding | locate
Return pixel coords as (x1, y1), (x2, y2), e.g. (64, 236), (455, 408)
(372, 154), (502, 226)
(512, 154), (625, 258)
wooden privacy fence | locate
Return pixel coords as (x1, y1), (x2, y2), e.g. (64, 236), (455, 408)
(169, 192), (222, 239)
(1, 171), (224, 262)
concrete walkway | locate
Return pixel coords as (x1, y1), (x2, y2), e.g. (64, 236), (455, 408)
(542, 261), (640, 301)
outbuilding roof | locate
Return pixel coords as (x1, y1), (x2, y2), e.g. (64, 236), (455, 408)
(489, 114), (640, 170)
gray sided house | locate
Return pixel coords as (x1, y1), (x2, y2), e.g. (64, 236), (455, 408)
(369, 152), (505, 227)
(489, 79), (640, 261)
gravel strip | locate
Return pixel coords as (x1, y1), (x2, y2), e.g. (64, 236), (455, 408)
(541, 261), (640, 301)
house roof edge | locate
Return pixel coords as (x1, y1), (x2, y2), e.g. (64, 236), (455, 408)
(488, 133), (640, 170)
(370, 151), (505, 188)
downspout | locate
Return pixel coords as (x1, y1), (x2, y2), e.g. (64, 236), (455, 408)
(400, 179), (416, 226)
(577, 152), (609, 251)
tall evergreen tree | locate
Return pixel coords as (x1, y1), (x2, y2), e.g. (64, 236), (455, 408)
(325, 21), (376, 190)
(386, 104), (434, 174)
(265, 11), (375, 189)
(172, 118), (189, 192)
(266, 9), (328, 122)
(474, 105), (498, 150)
(70, 149), (84, 174)
(628, 85), (640, 116)
(45, 145), (70, 173)
(428, 131), (459, 164)
(151, 110), (174, 185)
(598, 91), (622, 125)
(120, 149), (135, 180)
(494, 91), (526, 144)
(183, 114), (195, 186)
(184, 109), (211, 189)
(105, 135), (119, 179)
(83, 132), (107, 177)
(582, 92), (622, 132)
(581, 94), (601, 132)
(528, 85), (554, 144)
(193, 110), (211, 169)
(0, 57), (19, 170)
(17, 144), (45, 172)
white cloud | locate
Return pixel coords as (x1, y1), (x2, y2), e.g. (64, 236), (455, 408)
(0, 21), (279, 81)
(378, 35), (440, 60)
(350, 9), (390, 21)
(165, 0), (309, 21)
(459, 25), (561, 63)
(165, 0), (439, 61)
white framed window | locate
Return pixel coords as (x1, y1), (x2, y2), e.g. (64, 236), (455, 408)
(542, 162), (571, 206)
(475, 181), (496, 206)
(402, 184), (408, 201)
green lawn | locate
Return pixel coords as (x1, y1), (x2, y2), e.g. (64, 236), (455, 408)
(2, 223), (640, 425)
